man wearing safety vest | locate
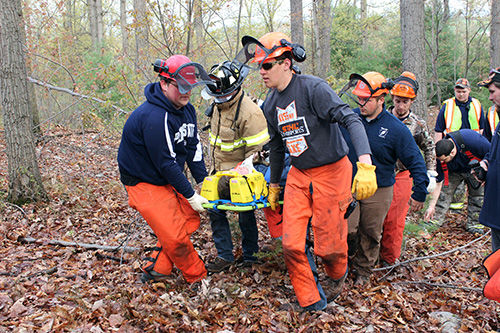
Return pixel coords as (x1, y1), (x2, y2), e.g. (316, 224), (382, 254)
(434, 78), (485, 142)
(246, 31), (377, 311)
(424, 129), (490, 234)
(483, 104), (499, 142)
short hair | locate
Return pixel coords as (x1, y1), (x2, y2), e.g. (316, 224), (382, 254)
(435, 138), (454, 157)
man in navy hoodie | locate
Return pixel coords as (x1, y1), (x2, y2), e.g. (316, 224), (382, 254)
(342, 72), (428, 286)
(118, 55), (210, 284)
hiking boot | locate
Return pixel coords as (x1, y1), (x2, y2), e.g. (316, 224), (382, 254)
(206, 257), (233, 273)
(324, 268), (348, 302)
(465, 223), (487, 235)
(140, 269), (170, 283)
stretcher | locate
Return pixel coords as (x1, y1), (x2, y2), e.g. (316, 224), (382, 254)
(201, 169), (272, 211)
(202, 199), (271, 211)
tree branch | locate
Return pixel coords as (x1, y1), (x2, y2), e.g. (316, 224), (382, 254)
(17, 236), (141, 253)
(373, 230), (491, 272)
(28, 77), (130, 115)
(394, 280), (482, 292)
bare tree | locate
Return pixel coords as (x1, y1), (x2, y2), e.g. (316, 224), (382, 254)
(133, 0), (149, 74)
(401, 0), (427, 118)
(193, 0), (205, 53)
(312, 0), (332, 78)
(21, 0), (42, 137)
(462, 0), (489, 77)
(88, 0), (104, 49)
(257, 0), (280, 32)
(0, 0), (47, 204)
(425, 0), (450, 105)
(120, 0), (128, 55)
(491, 0), (500, 68)
(360, 0), (367, 20)
(290, 0), (304, 46)
(290, 0), (306, 72)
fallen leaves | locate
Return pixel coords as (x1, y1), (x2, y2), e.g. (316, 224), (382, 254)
(0, 129), (498, 331)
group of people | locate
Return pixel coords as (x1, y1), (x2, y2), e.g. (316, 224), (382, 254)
(117, 32), (500, 309)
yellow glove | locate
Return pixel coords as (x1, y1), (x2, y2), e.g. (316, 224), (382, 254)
(352, 162), (377, 200)
(268, 185), (281, 211)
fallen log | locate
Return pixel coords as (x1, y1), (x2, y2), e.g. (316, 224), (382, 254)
(17, 236), (140, 253)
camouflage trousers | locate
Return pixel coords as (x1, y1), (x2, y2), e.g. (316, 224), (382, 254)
(434, 171), (484, 227)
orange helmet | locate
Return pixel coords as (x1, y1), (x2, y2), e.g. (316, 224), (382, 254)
(254, 32), (293, 63)
(352, 72), (389, 98)
(391, 71), (418, 99)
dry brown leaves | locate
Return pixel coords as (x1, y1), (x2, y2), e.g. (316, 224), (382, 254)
(0, 129), (498, 332)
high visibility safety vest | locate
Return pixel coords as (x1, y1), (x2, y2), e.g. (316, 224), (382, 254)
(487, 105), (499, 137)
(443, 97), (482, 134)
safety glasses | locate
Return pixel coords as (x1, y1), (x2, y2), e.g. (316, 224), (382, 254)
(261, 60), (284, 71)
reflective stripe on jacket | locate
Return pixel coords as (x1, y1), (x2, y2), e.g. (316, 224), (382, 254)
(208, 89), (269, 172)
(443, 97), (482, 133)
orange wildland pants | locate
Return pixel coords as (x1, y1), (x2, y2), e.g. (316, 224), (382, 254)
(282, 157), (352, 307)
(483, 249), (500, 302)
(263, 206), (283, 239)
(380, 170), (413, 264)
(126, 183), (207, 283)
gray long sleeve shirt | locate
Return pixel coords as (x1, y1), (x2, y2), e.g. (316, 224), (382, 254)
(262, 74), (371, 183)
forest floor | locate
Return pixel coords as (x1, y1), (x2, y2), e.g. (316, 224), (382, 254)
(0, 127), (498, 332)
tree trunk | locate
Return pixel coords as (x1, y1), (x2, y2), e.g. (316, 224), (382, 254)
(20, 0), (42, 137)
(360, 0), (367, 20)
(0, 0), (47, 204)
(290, 0), (306, 72)
(401, 0), (427, 118)
(312, 0), (331, 78)
(491, 0), (500, 68)
(193, 0), (204, 54)
(133, 0), (149, 77)
(120, 0), (128, 55)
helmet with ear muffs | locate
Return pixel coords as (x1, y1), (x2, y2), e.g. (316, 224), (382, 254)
(252, 32), (306, 64)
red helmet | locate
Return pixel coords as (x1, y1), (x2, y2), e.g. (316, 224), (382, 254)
(391, 71), (418, 99)
(154, 55), (191, 81)
(352, 72), (389, 98)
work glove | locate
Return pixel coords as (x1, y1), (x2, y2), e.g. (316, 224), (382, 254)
(186, 193), (209, 213)
(268, 185), (281, 211)
(352, 162), (377, 200)
(426, 170), (438, 193)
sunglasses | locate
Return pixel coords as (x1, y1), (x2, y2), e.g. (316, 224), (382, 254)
(261, 60), (284, 71)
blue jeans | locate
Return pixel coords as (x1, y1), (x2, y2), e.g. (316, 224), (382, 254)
(209, 209), (258, 262)
(301, 223), (327, 311)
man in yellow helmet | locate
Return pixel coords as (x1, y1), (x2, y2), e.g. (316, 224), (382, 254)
(243, 32), (377, 311)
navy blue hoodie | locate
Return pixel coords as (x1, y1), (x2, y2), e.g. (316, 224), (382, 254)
(342, 107), (428, 202)
(117, 82), (207, 199)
